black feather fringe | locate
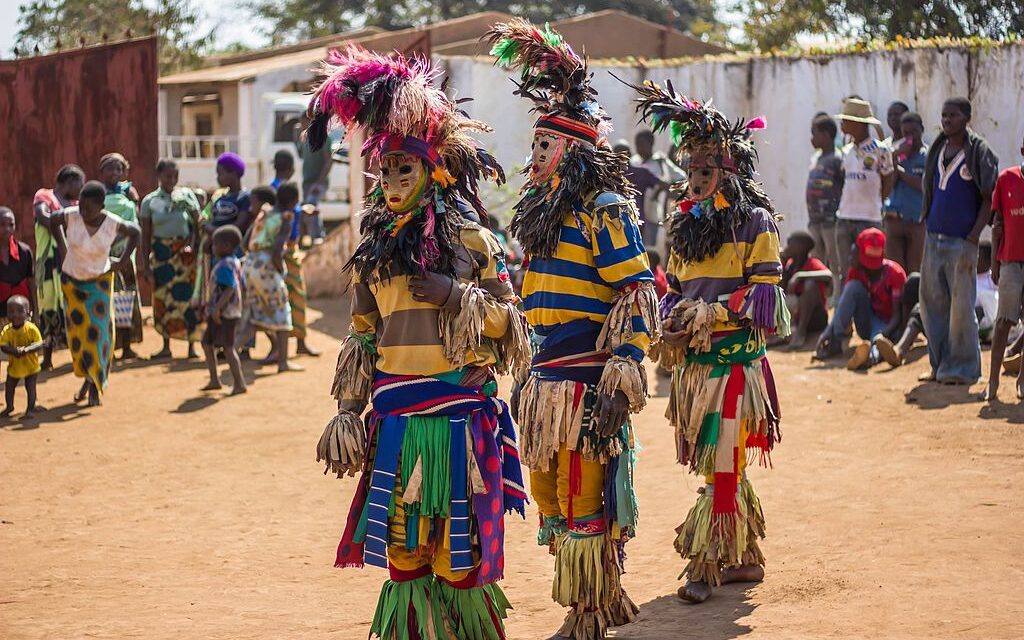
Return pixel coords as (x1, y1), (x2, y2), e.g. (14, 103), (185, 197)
(509, 145), (637, 259)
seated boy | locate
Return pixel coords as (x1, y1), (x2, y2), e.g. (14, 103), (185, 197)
(0, 295), (45, 416)
(781, 231), (832, 349)
(815, 228), (906, 370)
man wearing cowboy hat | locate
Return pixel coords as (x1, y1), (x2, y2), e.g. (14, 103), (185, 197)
(833, 97), (896, 288)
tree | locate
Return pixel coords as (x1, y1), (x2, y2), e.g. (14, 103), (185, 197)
(15, 0), (209, 73)
(245, 0), (420, 45)
(737, 0), (1024, 52)
(249, 0), (726, 46)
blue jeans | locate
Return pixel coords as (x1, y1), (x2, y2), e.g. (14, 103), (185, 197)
(827, 280), (889, 348)
(919, 232), (980, 382)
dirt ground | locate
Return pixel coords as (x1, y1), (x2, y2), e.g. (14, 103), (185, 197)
(2, 296), (1023, 640)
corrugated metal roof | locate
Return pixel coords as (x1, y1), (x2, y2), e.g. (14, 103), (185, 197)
(159, 46), (329, 85)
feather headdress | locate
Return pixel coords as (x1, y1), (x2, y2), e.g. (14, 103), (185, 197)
(623, 77), (776, 264)
(306, 45), (505, 280)
(627, 77), (766, 177)
(485, 20), (634, 259)
(485, 19), (611, 143)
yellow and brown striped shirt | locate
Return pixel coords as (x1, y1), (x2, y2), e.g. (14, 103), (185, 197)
(349, 223), (517, 376)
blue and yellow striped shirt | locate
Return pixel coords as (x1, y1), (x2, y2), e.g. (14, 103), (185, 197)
(521, 192), (654, 362)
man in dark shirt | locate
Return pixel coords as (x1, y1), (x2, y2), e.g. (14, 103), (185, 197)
(806, 114), (844, 300)
(918, 96), (999, 385)
(614, 140), (665, 248)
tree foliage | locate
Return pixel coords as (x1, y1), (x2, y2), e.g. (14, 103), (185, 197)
(248, 0), (725, 46)
(738, 0), (1024, 52)
(15, 0), (209, 73)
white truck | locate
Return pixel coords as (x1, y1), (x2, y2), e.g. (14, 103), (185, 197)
(165, 93), (352, 222)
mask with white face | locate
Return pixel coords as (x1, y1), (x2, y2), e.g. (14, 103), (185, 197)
(530, 132), (567, 183)
(380, 151), (429, 213)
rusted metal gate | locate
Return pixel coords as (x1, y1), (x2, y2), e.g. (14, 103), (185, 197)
(0, 37), (159, 246)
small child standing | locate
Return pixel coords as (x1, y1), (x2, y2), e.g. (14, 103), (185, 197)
(201, 225), (246, 395)
(0, 296), (45, 416)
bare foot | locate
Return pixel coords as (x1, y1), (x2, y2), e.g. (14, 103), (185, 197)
(0, 406), (14, 417)
(201, 381), (223, 391)
(41, 358), (53, 371)
(984, 380), (999, 403)
(187, 345), (199, 359)
(721, 564), (765, 584)
(150, 349), (172, 360)
(1017, 379), (1024, 401)
(259, 352), (279, 366)
(23, 405), (44, 417)
(74, 381), (90, 403)
(121, 348), (138, 360)
(229, 386), (248, 396)
(296, 341), (321, 357)
(917, 370), (937, 382)
(278, 362), (304, 373)
(677, 580), (712, 603)
(87, 392), (101, 407)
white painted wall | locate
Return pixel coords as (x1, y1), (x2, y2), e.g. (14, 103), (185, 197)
(446, 44), (1024, 238)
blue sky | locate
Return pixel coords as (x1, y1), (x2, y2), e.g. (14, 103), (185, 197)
(0, 0), (264, 57)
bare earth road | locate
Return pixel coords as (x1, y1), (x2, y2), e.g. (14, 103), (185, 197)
(2, 298), (1023, 639)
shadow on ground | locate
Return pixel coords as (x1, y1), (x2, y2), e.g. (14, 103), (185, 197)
(308, 295), (351, 341)
(0, 401), (92, 431)
(614, 591), (754, 639)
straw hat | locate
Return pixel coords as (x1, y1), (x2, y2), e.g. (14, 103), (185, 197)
(835, 98), (881, 125)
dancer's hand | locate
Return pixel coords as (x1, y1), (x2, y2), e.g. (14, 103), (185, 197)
(662, 318), (691, 346)
(593, 390), (629, 437)
(509, 381), (522, 419)
(409, 272), (454, 306)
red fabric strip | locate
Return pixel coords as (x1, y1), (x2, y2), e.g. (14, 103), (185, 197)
(388, 563), (433, 582)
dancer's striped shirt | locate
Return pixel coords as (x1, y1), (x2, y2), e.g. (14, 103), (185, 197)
(521, 192), (655, 362)
(350, 223), (516, 376)
(666, 207), (783, 333)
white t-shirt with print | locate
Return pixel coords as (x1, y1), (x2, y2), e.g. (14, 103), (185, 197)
(837, 138), (894, 222)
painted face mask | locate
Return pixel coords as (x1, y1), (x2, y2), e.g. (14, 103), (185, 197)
(530, 132), (566, 183)
(686, 156), (723, 200)
(380, 151), (429, 213)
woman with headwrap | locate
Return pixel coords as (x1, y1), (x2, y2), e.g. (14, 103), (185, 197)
(98, 152), (143, 358)
(194, 153), (252, 312)
(309, 46), (529, 639)
(33, 164), (85, 369)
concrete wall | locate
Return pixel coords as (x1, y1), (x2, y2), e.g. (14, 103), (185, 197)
(446, 44), (1024, 238)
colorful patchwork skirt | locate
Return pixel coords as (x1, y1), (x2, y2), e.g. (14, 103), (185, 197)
(151, 237), (203, 342)
(35, 237), (67, 350)
(241, 250), (292, 332)
(284, 243), (307, 339)
(667, 329), (781, 585)
(335, 372), (525, 640)
(61, 273), (115, 392)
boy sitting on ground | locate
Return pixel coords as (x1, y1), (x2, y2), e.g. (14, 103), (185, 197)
(780, 231), (832, 349)
(815, 228), (906, 370)
(0, 295), (45, 416)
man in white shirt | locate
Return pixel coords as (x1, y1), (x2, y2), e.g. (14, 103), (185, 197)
(834, 98), (896, 286)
